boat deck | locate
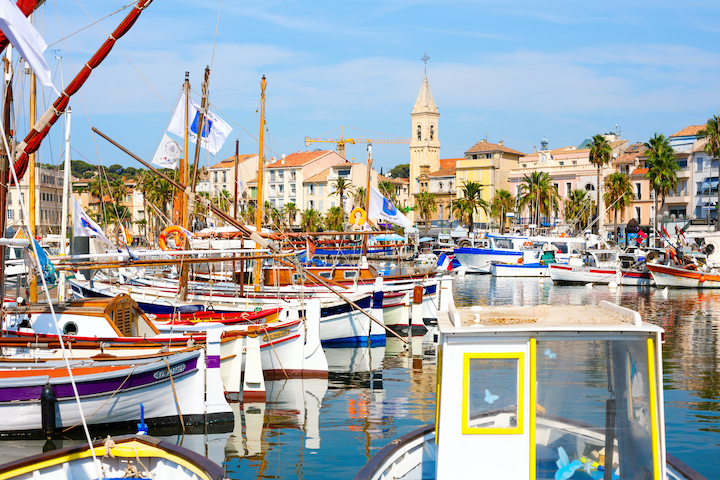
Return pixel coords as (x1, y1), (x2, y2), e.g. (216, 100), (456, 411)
(450, 304), (636, 328)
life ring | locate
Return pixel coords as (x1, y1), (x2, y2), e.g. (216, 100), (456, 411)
(685, 264), (697, 271)
(350, 207), (367, 226)
(523, 241), (532, 247)
(159, 226), (186, 251)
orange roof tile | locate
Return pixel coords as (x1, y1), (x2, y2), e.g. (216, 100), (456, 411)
(209, 154), (256, 169)
(632, 168), (648, 175)
(428, 166), (456, 177)
(613, 142), (646, 163)
(670, 125), (704, 138)
(694, 138), (710, 152)
(266, 151), (336, 168)
(440, 158), (460, 170)
(466, 141), (524, 156)
(379, 174), (408, 184)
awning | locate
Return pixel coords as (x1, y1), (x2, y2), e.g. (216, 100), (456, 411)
(418, 236), (434, 242)
(374, 233), (405, 242)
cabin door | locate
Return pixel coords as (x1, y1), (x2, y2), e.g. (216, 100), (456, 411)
(436, 339), (531, 478)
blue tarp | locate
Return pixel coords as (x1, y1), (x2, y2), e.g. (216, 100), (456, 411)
(418, 237), (434, 242)
(374, 233), (405, 241)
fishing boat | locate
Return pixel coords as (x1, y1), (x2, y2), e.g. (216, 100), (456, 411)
(0, 434), (226, 480)
(355, 301), (708, 480)
(453, 234), (527, 273)
(490, 249), (550, 277)
(0, 345), (232, 436)
(647, 262), (720, 288)
(549, 250), (621, 285)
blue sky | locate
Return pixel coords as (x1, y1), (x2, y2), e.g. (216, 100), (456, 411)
(19, 0), (720, 176)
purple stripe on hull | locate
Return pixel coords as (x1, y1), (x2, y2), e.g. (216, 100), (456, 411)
(0, 357), (198, 402)
(206, 355), (221, 369)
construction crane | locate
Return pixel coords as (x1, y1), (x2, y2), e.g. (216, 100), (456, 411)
(304, 126), (410, 158)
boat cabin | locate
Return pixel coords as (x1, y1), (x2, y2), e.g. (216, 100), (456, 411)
(568, 250), (619, 269)
(5, 294), (160, 339)
(262, 264), (378, 286)
(431, 302), (665, 479)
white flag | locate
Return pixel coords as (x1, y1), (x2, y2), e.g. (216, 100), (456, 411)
(151, 133), (182, 169)
(368, 185), (412, 229)
(72, 197), (115, 248)
(167, 92), (232, 155)
(0, 1), (58, 95)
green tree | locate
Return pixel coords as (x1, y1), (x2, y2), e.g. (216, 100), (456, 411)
(589, 134), (612, 232)
(214, 189), (233, 214)
(517, 172), (558, 227)
(300, 209), (323, 232)
(490, 189), (515, 234)
(284, 202), (297, 227)
(603, 173), (634, 243)
(389, 164), (409, 179)
(564, 189), (595, 234)
(697, 115), (720, 230)
(324, 206), (345, 231)
(451, 197), (471, 230)
(644, 133), (679, 243)
(415, 191), (437, 235)
(459, 180), (490, 233)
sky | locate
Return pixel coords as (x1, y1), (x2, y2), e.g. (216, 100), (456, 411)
(13, 0), (720, 176)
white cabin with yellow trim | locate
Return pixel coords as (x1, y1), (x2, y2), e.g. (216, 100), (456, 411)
(356, 302), (707, 480)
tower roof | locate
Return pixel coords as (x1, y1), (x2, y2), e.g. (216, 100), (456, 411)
(412, 75), (438, 114)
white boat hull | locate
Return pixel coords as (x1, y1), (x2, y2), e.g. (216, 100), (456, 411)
(491, 263), (548, 277)
(549, 264), (619, 285)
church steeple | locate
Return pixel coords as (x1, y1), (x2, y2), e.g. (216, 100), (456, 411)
(412, 74), (438, 114)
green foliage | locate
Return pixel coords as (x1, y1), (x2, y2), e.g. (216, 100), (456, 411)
(378, 180), (397, 203)
(603, 173), (635, 241)
(490, 189), (515, 234)
(644, 133), (679, 212)
(415, 191), (437, 233)
(564, 189), (595, 234)
(324, 206), (345, 231)
(70, 160), (143, 180)
(517, 172), (559, 226)
(459, 180), (490, 232)
(301, 209), (323, 232)
(389, 164), (409, 179)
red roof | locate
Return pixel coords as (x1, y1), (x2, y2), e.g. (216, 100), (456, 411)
(440, 158), (460, 170)
(209, 154), (256, 169)
(632, 168), (649, 175)
(428, 166), (456, 177)
(670, 125), (704, 138)
(266, 151), (337, 168)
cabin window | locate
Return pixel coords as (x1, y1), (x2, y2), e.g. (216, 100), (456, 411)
(319, 272), (332, 279)
(535, 339), (657, 480)
(343, 271), (358, 280)
(63, 321), (78, 335)
(462, 352), (524, 435)
(292, 272), (306, 283)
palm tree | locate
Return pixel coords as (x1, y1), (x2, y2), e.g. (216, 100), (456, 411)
(603, 173), (634, 243)
(517, 172), (558, 227)
(415, 191), (437, 235)
(324, 206), (344, 231)
(353, 187), (366, 209)
(284, 202), (297, 227)
(697, 115), (720, 230)
(460, 181), (490, 233)
(378, 180), (397, 203)
(564, 189), (595, 234)
(214, 189), (233, 214)
(269, 207), (283, 229)
(589, 134), (612, 233)
(330, 177), (353, 218)
(451, 197), (471, 230)
(490, 189), (515, 234)
(645, 133), (679, 244)
(300, 209), (323, 233)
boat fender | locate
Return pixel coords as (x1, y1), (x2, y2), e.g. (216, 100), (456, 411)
(159, 226), (185, 251)
(518, 257), (523, 264)
(700, 275), (705, 283)
(413, 285), (423, 304)
(40, 383), (57, 437)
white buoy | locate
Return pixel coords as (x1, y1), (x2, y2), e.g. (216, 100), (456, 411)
(586, 283), (594, 288)
(608, 281), (618, 289)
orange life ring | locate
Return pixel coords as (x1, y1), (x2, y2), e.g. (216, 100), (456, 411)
(685, 264), (697, 271)
(350, 207), (367, 226)
(159, 226), (186, 251)
(523, 241), (532, 247)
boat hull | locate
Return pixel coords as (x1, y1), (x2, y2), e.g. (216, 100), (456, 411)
(491, 262), (548, 277)
(648, 263), (720, 288)
(549, 264), (619, 285)
(453, 248), (522, 274)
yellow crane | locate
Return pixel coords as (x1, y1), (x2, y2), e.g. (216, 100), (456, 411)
(304, 126), (410, 158)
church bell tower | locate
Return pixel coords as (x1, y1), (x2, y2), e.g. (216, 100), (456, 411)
(410, 53), (440, 209)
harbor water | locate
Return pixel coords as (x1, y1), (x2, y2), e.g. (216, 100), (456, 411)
(0, 275), (717, 478)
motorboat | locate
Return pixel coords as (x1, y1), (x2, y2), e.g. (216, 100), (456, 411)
(491, 249), (550, 277)
(549, 250), (621, 285)
(355, 302), (708, 480)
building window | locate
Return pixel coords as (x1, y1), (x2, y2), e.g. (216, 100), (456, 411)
(635, 183), (641, 200)
(417, 125), (422, 141)
(559, 161), (564, 166)
(214, 171), (218, 183)
(572, 161), (577, 165)
(697, 157), (704, 171)
(635, 207), (641, 222)
(291, 171), (297, 181)
(438, 204), (443, 220)
(223, 171), (227, 183)
(278, 184), (284, 195)
(7, 210), (13, 220)
(438, 182), (443, 191)
(126, 195), (131, 202)
(269, 171), (276, 182)
(430, 125), (434, 141)
(291, 184), (296, 195)
(566, 182), (571, 195)
(278, 170), (284, 181)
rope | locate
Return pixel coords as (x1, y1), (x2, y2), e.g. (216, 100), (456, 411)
(61, 364), (139, 432)
(163, 357), (186, 432)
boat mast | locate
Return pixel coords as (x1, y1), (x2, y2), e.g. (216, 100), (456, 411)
(58, 106), (71, 302)
(362, 144), (372, 257)
(234, 139), (239, 220)
(254, 75), (266, 292)
(0, 46), (13, 308)
(176, 72), (189, 225)
(28, 70), (37, 303)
